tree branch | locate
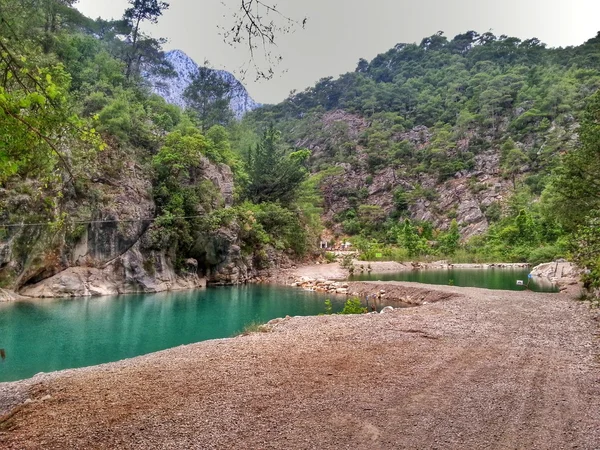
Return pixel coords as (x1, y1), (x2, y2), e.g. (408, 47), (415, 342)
(0, 104), (75, 183)
(220, 0), (306, 80)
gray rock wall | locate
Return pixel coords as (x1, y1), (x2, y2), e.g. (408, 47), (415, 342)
(0, 150), (258, 298)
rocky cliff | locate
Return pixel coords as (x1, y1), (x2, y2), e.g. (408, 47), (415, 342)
(0, 151), (271, 299)
(293, 109), (576, 240)
(147, 50), (260, 119)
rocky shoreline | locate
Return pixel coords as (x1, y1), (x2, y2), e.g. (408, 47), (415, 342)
(275, 259), (578, 298)
(0, 258), (580, 302)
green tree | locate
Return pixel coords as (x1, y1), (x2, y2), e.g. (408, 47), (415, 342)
(571, 213), (600, 296)
(184, 67), (234, 131)
(40, 0), (80, 53)
(151, 126), (223, 250)
(399, 219), (422, 258)
(245, 125), (310, 205)
(546, 90), (600, 231)
(122, 0), (169, 79)
(545, 91), (600, 296)
(0, 31), (102, 184)
(439, 219), (461, 256)
(340, 298), (367, 314)
(501, 140), (529, 188)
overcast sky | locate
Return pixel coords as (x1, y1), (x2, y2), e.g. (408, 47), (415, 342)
(76, 0), (600, 105)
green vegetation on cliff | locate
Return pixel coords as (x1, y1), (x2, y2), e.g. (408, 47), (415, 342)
(245, 30), (600, 294)
(0, 0), (318, 289)
(1, 1), (599, 296)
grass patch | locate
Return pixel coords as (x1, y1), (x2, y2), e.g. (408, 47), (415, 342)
(239, 321), (271, 335)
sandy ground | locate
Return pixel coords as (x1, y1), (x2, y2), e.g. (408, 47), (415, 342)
(269, 261), (409, 283)
(274, 261), (534, 284)
(1, 282), (599, 449)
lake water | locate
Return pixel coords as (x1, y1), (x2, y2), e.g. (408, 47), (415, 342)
(349, 268), (559, 293)
(0, 285), (346, 383)
(0, 270), (558, 382)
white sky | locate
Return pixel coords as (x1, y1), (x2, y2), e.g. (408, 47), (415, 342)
(76, 0), (600, 104)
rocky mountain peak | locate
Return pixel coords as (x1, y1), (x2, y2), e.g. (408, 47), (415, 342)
(147, 50), (260, 119)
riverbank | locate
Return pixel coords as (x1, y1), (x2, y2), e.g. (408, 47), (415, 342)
(266, 259), (576, 294)
(1, 283), (598, 449)
(0, 258), (574, 302)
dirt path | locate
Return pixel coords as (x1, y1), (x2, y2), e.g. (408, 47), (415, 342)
(266, 261), (412, 283)
(1, 284), (599, 449)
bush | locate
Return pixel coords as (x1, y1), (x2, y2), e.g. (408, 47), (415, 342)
(527, 245), (563, 266)
(324, 252), (337, 263)
(342, 218), (361, 235)
(340, 298), (367, 314)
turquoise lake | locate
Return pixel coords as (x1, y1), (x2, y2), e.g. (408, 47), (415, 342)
(0, 269), (559, 382)
(349, 268), (558, 292)
(0, 285), (347, 383)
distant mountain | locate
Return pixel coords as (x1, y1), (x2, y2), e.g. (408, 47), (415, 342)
(147, 50), (260, 119)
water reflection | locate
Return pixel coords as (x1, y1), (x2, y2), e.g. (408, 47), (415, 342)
(0, 285), (345, 382)
(349, 268), (558, 293)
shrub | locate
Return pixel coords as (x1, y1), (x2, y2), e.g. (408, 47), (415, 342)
(324, 252), (337, 263)
(340, 298), (367, 314)
(342, 218), (361, 235)
(527, 245), (563, 266)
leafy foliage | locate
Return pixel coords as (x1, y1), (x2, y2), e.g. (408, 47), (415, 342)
(184, 67), (234, 131)
(244, 125), (310, 205)
(571, 214), (600, 296)
(339, 298), (367, 315)
(545, 90), (600, 297)
(123, 0), (170, 79)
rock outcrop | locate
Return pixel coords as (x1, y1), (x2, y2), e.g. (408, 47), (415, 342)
(20, 243), (206, 298)
(0, 147), (260, 299)
(300, 110), (517, 239)
(530, 261), (579, 290)
(146, 50), (260, 119)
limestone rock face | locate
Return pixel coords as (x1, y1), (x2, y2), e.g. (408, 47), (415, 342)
(0, 142), (248, 297)
(146, 49), (260, 119)
(20, 243), (207, 298)
(297, 110), (521, 240)
(197, 227), (251, 285)
(200, 158), (234, 206)
(0, 288), (22, 302)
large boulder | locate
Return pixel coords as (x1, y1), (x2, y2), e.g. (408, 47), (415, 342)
(20, 243), (207, 298)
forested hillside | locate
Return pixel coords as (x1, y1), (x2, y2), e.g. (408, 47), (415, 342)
(247, 31), (600, 292)
(0, 1), (599, 298)
(0, 0), (319, 296)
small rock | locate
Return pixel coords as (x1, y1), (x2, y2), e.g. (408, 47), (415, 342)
(380, 306), (394, 314)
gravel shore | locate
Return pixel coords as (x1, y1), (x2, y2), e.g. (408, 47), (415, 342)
(1, 282), (599, 449)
